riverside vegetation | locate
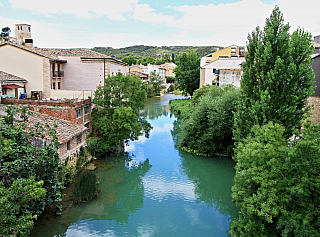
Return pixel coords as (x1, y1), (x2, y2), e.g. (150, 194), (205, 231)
(170, 6), (319, 236)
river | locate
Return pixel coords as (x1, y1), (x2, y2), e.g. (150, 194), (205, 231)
(31, 94), (238, 237)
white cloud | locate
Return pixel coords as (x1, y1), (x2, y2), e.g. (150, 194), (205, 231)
(132, 3), (174, 25)
(0, 1), (3, 6)
(8, 0), (138, 20)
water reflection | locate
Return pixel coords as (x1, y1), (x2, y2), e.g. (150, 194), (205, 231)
(171, 116), (238, 218)
(31, 154), (152, 236)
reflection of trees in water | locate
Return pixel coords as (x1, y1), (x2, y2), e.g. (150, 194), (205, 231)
(31, 154), (152, 236)
(171, 117), (238, 218)
(140, 96), (172, 119)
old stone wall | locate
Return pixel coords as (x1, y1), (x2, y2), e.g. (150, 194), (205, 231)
(307, 97), (320, 124)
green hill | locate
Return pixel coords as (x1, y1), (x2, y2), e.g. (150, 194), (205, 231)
(91, 45), (222, 60)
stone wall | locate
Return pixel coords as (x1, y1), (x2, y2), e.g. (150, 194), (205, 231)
(307, 97), (320, 124)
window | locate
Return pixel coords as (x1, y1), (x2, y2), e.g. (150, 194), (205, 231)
(58, 82), (61, 89)
(76, 108), (82, 118)
(2, 88), (7, 95)
(77, 134), (82, 144)
(52, 82), (55, 89)
(28, 27), (30, 32)
(84, 106), (90, 115)
(67, 141), (70, 150)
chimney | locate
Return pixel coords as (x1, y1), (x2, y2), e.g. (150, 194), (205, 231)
(24, 38), (33, 48)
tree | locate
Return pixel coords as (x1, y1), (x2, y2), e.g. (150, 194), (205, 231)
(231, 121), (320, 236)
(92, 73), (152, 151)
(148, 71), (165, 96)
(234, 6), (315, 141)
(0, 26), (11, 42)
(137, 56), (155, 66)
(174, 51), (200, 96)
(178, 85), (240, 156)
(0, 106), (63, 236)
(121, 55), (137, 66)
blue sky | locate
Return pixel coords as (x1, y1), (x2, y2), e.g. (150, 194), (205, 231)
(0, 0), (319, 49)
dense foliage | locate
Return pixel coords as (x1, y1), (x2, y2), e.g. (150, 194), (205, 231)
(73, 171), (98, 204)
(178, 85), (240, 156)
(0, 106), (63, 236)
(231, 121), (320, 236)
(231, 6), (319, 236)
(234, 6), (315, 142)
(92, 73), (152, 153)
(0, 26), (11, 42)
(174, 51), (200, 96)
(92, 45), (220, 60)
(121, 55), (137, 66)
(146, 71), (166, 97)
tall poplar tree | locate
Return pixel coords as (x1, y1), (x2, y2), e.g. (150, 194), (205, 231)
(234, 6), (315, 141)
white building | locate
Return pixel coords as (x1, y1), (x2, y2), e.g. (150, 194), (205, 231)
(200, 58), (245, 88)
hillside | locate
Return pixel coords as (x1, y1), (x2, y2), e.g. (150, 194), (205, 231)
(91, 45), (222, 60)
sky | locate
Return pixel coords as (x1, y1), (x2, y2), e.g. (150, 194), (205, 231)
(0, 0), (320, 49)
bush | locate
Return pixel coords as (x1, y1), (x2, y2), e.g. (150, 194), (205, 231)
(178, 85), (240, 156)
(87, 137), (109, 158)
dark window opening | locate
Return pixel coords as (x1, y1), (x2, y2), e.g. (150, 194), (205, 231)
(77, 134), (82, 144)
(58, 82), (61, 89)
(52, 82), (55, 89)
(67, 141), (70, 150)
(76, 108), (82, 118)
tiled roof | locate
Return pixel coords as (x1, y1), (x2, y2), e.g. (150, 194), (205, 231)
(34, 48), (112, 58)
(0, 42), (59, 60)
(312, 41), (320, 48)
(24, 111), (88, 144)
(0, 71), (28, 82)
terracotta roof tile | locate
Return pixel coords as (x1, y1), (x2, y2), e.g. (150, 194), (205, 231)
(0, 71), (28, 82)
(34, 48), (112, 58)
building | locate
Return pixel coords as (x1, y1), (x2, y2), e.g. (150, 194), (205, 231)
(200, 45), (240, 67)
(0, 71), (27, 100)
(0, 42), (128, 100)
(160, 62), (177, 78)
(200, 58), (245, 88)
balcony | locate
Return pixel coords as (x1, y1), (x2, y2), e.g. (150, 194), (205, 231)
(53, 71), (64, 77)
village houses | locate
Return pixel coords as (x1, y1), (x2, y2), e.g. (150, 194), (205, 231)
(0, 24), (128, 161)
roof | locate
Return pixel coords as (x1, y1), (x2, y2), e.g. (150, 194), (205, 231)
(34, 48), (112, 58)
(312, 52), (320, 59)
(312, 41), (320, 48)
(202, 57), (245, 70)
(0, 71), (28, 82)
(24, 111), (88, 144)
(0, 42), (60, 60)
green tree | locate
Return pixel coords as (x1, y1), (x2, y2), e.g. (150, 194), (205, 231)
(92, 73), (152, 151)
(0, 26), (11, 42)
(137, 56), (155, 66)
(148, 71), (165, 96)
(178, 85), (240, 156)
(0, 178), (46, 236)
(121, 55), (137, 66)
(234, 6), (315, 141)
(174, 51), (200, 96)
(0, 106), (63, 236)
(231, 121), (320, 236)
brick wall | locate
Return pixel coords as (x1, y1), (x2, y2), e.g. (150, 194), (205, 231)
(3, 98), (91, 125)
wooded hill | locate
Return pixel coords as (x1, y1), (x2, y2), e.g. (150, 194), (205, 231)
(91, 45), (222, 60)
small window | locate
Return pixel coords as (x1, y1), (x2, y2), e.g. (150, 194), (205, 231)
(84, 106), (89, 115)
(52, 82), (55, 89)
(76, 108), (82, 118)
(77, 134), (82, 144)
(58, 82), (61, 89)
(67, 141), (70, 150)
(28, 27), (30, 32)
(2, 88), (7, 95)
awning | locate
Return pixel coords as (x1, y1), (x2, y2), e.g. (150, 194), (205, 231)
(2, 84), (23, 89)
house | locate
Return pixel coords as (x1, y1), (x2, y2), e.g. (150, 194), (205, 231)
(159, 62), (177, 78)
(200, 45), (240, 67)
(33, 48), (129, 93)
(0, 71), (27, 100)
(129, 64), (166, 82)
(0, 24), (129, 100)
(200, 57), (245, 88)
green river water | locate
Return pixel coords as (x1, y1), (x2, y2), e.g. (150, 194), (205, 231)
(31, 94), (238, 237)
